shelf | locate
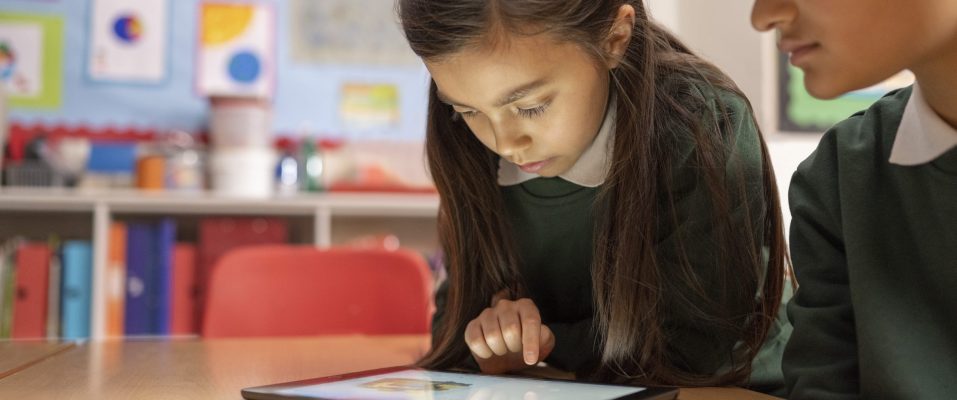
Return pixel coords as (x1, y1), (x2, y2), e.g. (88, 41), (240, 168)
(0, 186), (440, 341)
(0, 187), (439, 216)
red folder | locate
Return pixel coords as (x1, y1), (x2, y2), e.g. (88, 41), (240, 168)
(171, 243), (197, 335)
(12, 243), (51, 338)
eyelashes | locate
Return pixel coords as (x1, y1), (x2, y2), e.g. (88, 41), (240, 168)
(450, 110), (476, 121)
(450, 100), (552, 121)
(517, 103), (549, 118)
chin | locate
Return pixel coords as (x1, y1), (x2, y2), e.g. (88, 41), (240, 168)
(803, 74), (848, 100)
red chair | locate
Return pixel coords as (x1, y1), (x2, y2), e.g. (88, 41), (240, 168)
(202, 245), (434, 338)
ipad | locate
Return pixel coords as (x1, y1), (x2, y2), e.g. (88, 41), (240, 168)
(241, 366), (678, 400)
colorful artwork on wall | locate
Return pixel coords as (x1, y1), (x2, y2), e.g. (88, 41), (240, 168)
(87, 0), (169, 84)
(339, 83), (401, 132)
(0, 11), (63, 109)
(196, 2), (274, 98)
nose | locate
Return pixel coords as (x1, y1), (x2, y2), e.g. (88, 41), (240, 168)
(490, 123), (531, 159)
(751, 0), (796, 32)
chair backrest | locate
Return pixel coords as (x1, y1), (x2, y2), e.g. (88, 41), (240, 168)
(202, 245), (434, 338)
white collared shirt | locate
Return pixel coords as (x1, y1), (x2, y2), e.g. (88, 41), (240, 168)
(497, 96), (616, 187)
(889, 84), (957, 166)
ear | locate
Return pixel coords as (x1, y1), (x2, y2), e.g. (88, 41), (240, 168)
(603, 4), (636, 69)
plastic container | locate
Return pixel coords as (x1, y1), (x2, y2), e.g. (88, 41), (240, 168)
(208, 97), (272, 149)
(209, 148), (276, 198)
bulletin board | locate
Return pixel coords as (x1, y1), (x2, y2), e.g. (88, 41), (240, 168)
(0, 0), (429, 141)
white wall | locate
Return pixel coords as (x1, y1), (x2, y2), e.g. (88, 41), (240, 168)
(647, 0), (822, 234)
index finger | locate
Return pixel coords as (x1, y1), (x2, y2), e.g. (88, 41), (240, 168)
(516, 299), (542, 365)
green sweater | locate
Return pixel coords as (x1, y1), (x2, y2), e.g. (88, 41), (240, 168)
(785, 86), (957, 399)
(432, 88), (790, 393)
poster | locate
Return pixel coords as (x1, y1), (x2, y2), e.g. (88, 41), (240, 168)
(289, 0), (419, 66)
(339, 83), (400, 131)
(0, 12), (63, 109)
(196, 2), (275, 98)
(87, 0), (169, 84)
(778, 53), (915, 132)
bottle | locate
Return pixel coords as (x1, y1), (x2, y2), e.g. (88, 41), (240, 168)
(299, 134), (323, 192)
(275, 140), (298, 196)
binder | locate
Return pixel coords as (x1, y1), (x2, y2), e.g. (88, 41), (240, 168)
(150, 218), (175, 335)
(171, 243), (197, 335)
(106, 222), (127, 337)
(124, 223), (152, 335)
(46, 236), (62, 338)
(12, 243), (51, 338)
(61, 241), (93, 340)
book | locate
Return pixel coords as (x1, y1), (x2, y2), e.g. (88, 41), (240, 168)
(125, 219), (176, 335)
(124, 222), (152, 335)
(150, 218), (175, 335)
(106, 222), (127, 337)
(46, 236), (62, 339)
(12, 243), (51, 338)
(61, 241), (93, 340)
(171, 243), (197, 335)
(0, 239), (21, 338)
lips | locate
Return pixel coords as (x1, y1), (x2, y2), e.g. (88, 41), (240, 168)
(778, 38), (820, 66)
(519, 160), (548, 173)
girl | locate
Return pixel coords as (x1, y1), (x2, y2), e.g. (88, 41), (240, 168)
(399, 0), (791, 392)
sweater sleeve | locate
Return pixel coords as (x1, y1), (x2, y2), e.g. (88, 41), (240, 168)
(784, 129), (861, 399)
(544, 317), (601, 374)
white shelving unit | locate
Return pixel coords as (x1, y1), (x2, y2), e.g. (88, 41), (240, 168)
(0, 187), (440, 340)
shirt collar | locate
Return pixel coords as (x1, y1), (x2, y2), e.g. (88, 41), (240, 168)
(497, 95), (616, 187)
(889, 83), (957, 166)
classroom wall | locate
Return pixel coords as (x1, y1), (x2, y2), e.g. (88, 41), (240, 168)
(1, 0), (429, 140)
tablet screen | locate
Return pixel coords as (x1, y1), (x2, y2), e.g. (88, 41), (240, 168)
(275, 369), (644, 400)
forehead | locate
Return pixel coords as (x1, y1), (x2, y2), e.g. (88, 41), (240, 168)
(425, 33), (600, 102)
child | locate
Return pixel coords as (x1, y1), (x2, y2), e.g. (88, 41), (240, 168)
(399, 0), (792, 392)
(751, 0), (957, 398)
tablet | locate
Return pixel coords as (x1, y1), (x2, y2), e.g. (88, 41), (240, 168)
(241, 366), (678, 400)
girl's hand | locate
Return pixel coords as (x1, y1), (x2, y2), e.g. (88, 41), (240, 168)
(464, 295), (555, 374)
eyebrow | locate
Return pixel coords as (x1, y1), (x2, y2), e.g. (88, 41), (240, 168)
(436, 78), (549, 109)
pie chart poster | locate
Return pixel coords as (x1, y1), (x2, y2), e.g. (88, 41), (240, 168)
(87, 0), (169, 84)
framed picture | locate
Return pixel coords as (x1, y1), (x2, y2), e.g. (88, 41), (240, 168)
(0, 11), (64, 109)
(778, 53), (914, 132)
(196, 1), (275, 98)
(87, 0), (170, 84)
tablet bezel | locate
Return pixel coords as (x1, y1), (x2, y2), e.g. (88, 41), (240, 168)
(241, 366), (678, 400)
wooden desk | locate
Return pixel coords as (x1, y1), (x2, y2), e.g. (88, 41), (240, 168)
(0, 340), (75, 379)
(0, 336), (779, 400)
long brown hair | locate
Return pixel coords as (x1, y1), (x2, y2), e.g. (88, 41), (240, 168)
(399, 0), (789, 387)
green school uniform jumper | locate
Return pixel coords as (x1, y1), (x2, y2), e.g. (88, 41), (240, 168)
(432, 85), (790, 395)
(785, 85), (957, 399)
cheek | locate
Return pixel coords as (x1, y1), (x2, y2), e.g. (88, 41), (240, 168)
(463, 119), (497, 151)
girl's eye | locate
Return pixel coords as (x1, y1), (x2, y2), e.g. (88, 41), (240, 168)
(517, 102), (550, 118)
(451, 110), (478, 121)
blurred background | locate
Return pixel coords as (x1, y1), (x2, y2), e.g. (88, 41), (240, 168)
(0, 1), (910, 342)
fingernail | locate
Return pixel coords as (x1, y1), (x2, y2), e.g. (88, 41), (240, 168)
(524, 351), (535, 365)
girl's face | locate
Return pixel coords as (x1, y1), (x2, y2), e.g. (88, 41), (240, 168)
(751, 0), (957, 99)
(426, 34), (613, 177)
